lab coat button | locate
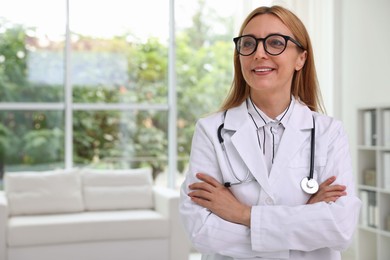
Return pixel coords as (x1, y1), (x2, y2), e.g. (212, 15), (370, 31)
(265, 197), (274, 205)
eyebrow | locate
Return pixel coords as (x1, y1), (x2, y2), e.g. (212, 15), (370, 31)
(240, 32), (293, 38)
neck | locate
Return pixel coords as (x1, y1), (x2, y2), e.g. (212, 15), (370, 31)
(250, 91), (291, 119)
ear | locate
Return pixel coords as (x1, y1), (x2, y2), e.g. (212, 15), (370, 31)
(295, 50), (307, 71)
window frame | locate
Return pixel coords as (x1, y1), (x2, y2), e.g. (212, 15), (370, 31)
(0, 0), (177, 188)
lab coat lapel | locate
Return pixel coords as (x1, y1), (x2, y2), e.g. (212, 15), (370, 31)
(269, 102), (314, 185)
(224, 103), (273, 195)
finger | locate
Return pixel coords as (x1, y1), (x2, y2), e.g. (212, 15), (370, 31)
(323, 191), (347, 199)
(318, 184), (346, 193)
(188, 190), (213, 201)
(319, 176), (336, 188)
(189, 181), (215, 192)
(321, 185), (346, 194)
(196, 173), (221, 187)
(190, 196), (212, 209)
(307, 188), (347, 204)
(314, 191), (346, 203)
(326, 185), (347, 192)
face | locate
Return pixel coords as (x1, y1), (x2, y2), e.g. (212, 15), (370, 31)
(239, 14), (307, 98)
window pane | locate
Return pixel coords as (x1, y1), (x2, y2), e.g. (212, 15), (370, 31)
(0, 110), (65, 176)
(69, 0), (169, 104)
(73, 110), (168, 181)
(176, 0), (236, 175)
(0, 0), (66, 102)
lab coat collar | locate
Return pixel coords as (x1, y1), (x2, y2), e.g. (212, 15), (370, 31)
(223, 101), (248, 131)
(285, 99), (314, 130)
(270, 100), (314, 185)
(223, 99), (314, 196)
(223, 98), (314, 132)
(226, 105), (272, 195)
(246, 96), (295, 129)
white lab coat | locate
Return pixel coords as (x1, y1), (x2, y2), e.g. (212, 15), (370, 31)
(179, 100), (361, 260)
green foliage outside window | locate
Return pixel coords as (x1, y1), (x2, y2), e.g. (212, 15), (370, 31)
(0, 3), (233, 180)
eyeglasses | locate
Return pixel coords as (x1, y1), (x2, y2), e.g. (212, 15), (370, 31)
(233, 33), (304, 56)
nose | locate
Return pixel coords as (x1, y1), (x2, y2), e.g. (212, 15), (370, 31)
(253, 41), (268, 59)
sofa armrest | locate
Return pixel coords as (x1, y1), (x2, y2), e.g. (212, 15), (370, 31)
(153, 186), (190, 260)
(153, 186), (179, 217)
(0, 191), (8, 260)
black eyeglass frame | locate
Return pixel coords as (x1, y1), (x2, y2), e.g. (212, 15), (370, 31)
(233, 33), (305, 56)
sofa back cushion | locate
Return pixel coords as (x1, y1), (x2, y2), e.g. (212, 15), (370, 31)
(5, 169), (84, 216)
(81, 168), (154, 211)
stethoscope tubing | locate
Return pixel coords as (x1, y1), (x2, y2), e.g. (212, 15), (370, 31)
(309, 117), (315, 180)
(218, 122), (254, 187)
(217, 110), (317, 193)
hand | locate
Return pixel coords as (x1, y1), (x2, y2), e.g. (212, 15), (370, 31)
(188, 173), (251, 227)
(306, 176), (347, 204)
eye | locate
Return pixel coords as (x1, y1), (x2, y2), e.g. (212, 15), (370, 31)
(240, 37), (256, 49)
(266, 36), (286, 49)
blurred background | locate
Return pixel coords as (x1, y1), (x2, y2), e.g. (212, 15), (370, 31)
(0, 0), (389, 259)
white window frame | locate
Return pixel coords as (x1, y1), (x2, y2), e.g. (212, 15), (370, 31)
(0, 0), (178, 188)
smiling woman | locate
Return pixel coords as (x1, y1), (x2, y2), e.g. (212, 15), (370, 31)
(179, 4), (361, 260)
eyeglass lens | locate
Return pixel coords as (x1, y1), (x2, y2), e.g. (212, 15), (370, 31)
(236, 35), (287, 56)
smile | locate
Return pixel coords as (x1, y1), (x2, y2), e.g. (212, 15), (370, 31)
(253, 68), (274, 73)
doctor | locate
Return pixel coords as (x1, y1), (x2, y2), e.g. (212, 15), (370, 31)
(179, 5), (361, 260)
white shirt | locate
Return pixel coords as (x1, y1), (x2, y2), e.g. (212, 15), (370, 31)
(247, 98), (294, 174)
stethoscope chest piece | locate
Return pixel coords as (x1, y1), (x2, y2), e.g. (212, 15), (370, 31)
(301, 177), (319, 194)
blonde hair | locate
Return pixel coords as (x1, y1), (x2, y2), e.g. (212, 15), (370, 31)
(220, 5), (324, 113)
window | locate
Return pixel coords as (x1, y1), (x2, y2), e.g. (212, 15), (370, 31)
(2, 0), (332, 190)
(0, 0), (171, 187)
(0, 0), (66, 186)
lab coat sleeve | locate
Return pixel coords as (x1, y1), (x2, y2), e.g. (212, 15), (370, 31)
(179, 119), (288, 259)
(250, 120), (362, 252)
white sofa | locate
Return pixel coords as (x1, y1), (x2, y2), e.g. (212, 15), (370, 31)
(0, 168), (190, 260)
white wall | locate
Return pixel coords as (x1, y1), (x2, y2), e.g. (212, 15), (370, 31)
(340, 0), (390, 178)
(339, 2), (390, 258)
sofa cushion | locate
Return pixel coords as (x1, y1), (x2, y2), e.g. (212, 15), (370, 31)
(4, 170), (84, 216)
(81, 168), (154, 211)
(7, 210), (169, 247)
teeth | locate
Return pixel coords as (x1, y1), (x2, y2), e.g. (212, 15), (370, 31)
(255, 68), (272, 72)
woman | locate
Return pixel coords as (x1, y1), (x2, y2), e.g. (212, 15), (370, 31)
(179, 5), (361, 260)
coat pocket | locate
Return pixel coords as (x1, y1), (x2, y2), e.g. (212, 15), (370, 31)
(288, 155), (327, 168)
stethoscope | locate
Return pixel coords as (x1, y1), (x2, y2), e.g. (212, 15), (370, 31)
(217, 110), (319, 194)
